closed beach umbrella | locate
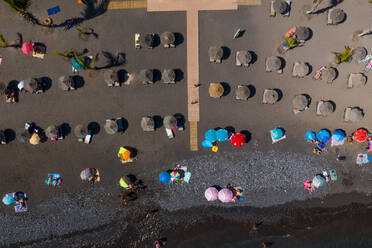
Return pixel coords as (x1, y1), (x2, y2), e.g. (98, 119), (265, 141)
(237, 51), (252, 65)
(353, 128), (368, 143)
(263, 89), (279, 104)
(162, 69), (176, 84)
(208, 46), (223, 61)
(58, 76), (73, 91)
(216, 129), (228, 141)
(205, 187), (219, 201)
(74, 124), (88, 138)
(273, 0), (288, 14)
(305, 130), (316, 141)
(45, 125), (58, 139)
(349, 108), (364, 122)
(202, 139), (213, 148)
(205, 129), (217, 142)
(352, 47), (367, 62)
(292, 95), (308, 109)
(140, 69), (154, 84)
(72, 57), (84, 71)
(160, 32), (175, 46)
(296, 26), (311, 41)
(322, 67), (337, 83)
(316, 129), (331, 142)
(141, 116), (155, 131)
(159, 172), (171, 184)
(163, 115), (177, 129)
(104, 119), (118, 134)
(24, 78), (38, 92)
(317, 101), (334, 116)
(266, 56), (282, 71)
(2, 194), (15, 205)
(348, 73), (367, 88)
(22, 42), (33, 54)
(218, 188), (233, 203)
(170, 171), (181, 183)
(330, 8), (346, 24)
(230, 133), (245, 147)
(332, 129), (346, 142)
(293, 62), (309, 78)
(140, 34), (154, 48)
(17, 129), (30, 143)
(271, 128), (284, 140)
(235, 85), (250, 100)
(80, 168), (94, 180)
(209, 83), (224, 98)
(29, 133), (40, 145)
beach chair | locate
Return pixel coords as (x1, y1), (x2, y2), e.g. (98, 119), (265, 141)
(283, 1), (291, 17)
(344, 107), (351, 122)
(270, 0), (276, 17)
(166, 128), (174, 139)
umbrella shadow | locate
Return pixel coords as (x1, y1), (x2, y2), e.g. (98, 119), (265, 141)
(211, 185), (222, 191)
(36, 127), (48, 143)
(40, 77), (52, 92)
(247, 84), (256, 98)
(7, 80), (19, 101)
(220, 82), (230, 96)
(302, 94), (312, 107)
(118, 69), (129, 83)
(123, 146), (137, 158)
(88, 122), (100, 135)
(225, 126), (235, 135)
(249, 51), (257, 65)
(116, 117), (129, 132)
(72, 75), (85, 89)
(174, 32), (184, 46)
(152, 34), (161, 48)
(278, 57), (286, 70)
(240, 130), (251, 143)
(329, 100), (337, 112)
(4, 129), (16, 143)
(126, 174), (137, 183)
(60, 123), (71, 137)
(174, 69), (184, 82)
(174, 113), (185, 129)
(153, 69), (162, 82)
(221, 46), (231, 60)
(273, 88), (283, 102)
(305, 63), (313, 75)
(153, 115), (163, 129)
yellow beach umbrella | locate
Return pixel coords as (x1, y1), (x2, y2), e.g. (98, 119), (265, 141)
(29, 133), (40, 145)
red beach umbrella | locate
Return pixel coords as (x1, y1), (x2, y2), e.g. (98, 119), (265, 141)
(22, 42), (33, 55)
(230, 133), (246, 147)
(353, 128), (368, 143)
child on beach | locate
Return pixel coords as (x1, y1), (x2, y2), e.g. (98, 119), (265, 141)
(304, 180), (315, 194)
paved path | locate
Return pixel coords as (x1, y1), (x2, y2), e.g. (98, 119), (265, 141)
(108, 0), (147, 9)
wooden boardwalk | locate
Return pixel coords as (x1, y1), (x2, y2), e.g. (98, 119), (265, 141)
(108, 0), (147, 9)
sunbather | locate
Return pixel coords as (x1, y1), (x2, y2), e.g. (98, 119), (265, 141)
(47, 174), (58, 187)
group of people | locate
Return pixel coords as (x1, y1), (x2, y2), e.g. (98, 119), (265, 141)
(304, 170), (337, 194)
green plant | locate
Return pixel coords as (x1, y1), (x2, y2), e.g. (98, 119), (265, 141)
(3, 0), (37, 24)
(72, 52), (98, 70)
(336, 46), (352, 64)
(53, 49), (74, 58)
(284, 36), (298, 48)
(0, 33), (8, 48)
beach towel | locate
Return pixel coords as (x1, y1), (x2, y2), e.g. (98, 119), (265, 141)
(331, 138), (344, 147)
(14, 201), (27, 213)
(360, 54), (372, 63)
(271, 135), (286, 144)
(356, 154), (372, 165)
(330, 170), (337, 182)
(45, 173), (62, 186)
(183, 172), (192, 183)
(47, 6), (60, 15)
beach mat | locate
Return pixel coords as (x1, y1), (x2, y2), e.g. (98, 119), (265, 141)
(47, 6), (60, 15)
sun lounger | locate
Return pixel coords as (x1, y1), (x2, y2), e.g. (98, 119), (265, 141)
(270, 0), (276, 17)
(84, 132), (92, 144)
(344, 107), (351, 122)
(166, 128), (174, 139)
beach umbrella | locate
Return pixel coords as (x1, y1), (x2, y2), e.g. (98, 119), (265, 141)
(235, 85), (250, 100)
(162, 69), (176, 84)
(104, 69), (118, 85)
(237, 50), (252, 65)
(266, 56), (282, 71)
(58, 76), (74, 91)
(271, 128), (284, 140)
(45, 125), (58, 139)
(312, 175), (326, 188)
(332, 129), (346, 142)
(208, 46), (223, 61)
(292, 94), (308, 110)
(140, 69), (154, 84)
(293, 62), (309, 78)
(104, 119), (118, 134)
(2, 194), (15, 205)
(353, 128), (368, 143)
(74, 124), (88, 138)
(119, 177), (130, 189)
(141, 116), (155, 131)
(317, 101), (334, 116)
(349, 108), (364, 123)
(322, 67), (337, 83)
(29, 133), (40, 145)
(352, 47), (367, 62)
(316, 129), (331, 142)
(205, 187), (219, 201)
(216, 129), (229, 141)
(230, 133), (245, 147)
(17, 129), (30, 143)
(202, 139), (213, 148)
(209, 83), (224, 98)
(295, 26), (311, 41)
(263, 89), (279, 104)
(140, 34), (154, 48)
(160, 32), (175, 46)
(305, 130), (316, 142)
(205, 129), (217, 142)
(118, 147), (131, 161)
(159, 172), (171, 184)
(80, 168), (94, 180)
(24, 78), (38, 92)
(330, 8), (346, 24)
(273, 0), (288, 14)
(218, 188), (233, 203)
(163, 115), (177, 129)
(170, 170), (181, 183)
(348, 73), (367, 88)
(72, 57), (84, 71)
(22, 42), (33, 55)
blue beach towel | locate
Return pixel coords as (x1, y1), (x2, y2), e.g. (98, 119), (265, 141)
(47, 6), (60, 15)
(183, 172), (192, 183)
(330, 170), (337, 181)
(45, 173), (62, 186)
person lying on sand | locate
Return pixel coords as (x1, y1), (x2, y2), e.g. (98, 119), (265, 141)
(47, 175), (58, 187)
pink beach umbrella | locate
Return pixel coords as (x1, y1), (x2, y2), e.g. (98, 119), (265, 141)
(204, 187), (218, 201)
(22, 42), (33, 55)
(218, 188), (233, 203)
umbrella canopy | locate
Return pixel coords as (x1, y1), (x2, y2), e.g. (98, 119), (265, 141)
(29, 133), (40, 145)
(140, 69), (154, 84)
(231, 133), (245, 147)
(218, 188), (233, 203)
(45, 125), (58, 139)
(162, 69), (176, 83)
(74, 124), (88, 138)
(316, 129), (331, 142)
(354, 128), (368, 143)
(104, 119), (118, 134)
(205, 129), (217, 142)
(160, 32), (175, 46)
(235, 85), (250, 100)
(141, 116), (155, 131)
(352, 47), (367, 62)
(305, 130), (316, 141)
(293, 62), (309, 77)
(348, 73), (367, 88)
(271, 128), (284, 140)
(332, 129), (346, 142)
(22, 42), (33, 54)
(209, 83), (224, 98)
(58, 76), (74, 91)
(80, 168), (94, 180)
(330, 8), (346, 24)
(296, 26), (311, 41)
(72, 57), (84, 71)
(159, 172), (171, 184)
(118, 147), (131, 161)
(24, 78), (38, 92)
(205, 187), (219, 201)
(263, 89), (279, 104)
(17, 129), (30, 143)
(202, 139), (213, 148)
(317, 101), (334, 116)
(266, 56), (282, 71)
(322, 67), (337, 83)
(2, 194), (15, 205)
(163, 115), (177, 129)
(104, 70), (118, 85)
(237, 50), (252, 65)
(140, 34), (154, 48)
(216, 129), (229, 142)
(170, 170), (181, 183)
(273, 0), (288, 14)
(119, 177), (130, 189)
(292, 94), (309, 109)
(349, 107), (364, 122)
(208, 46), (223, 61)
(313, 175), (326, 188)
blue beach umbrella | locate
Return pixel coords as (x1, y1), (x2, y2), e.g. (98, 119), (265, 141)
(216, 129), (228, 142)
(270, 127), (284, 140)
(72, 57), (84, 71)
(332, 129), (346, 142)
(316, 129), (331, 142)
(202, 139), (213, 148)
(159, 172), (171, 184)
(305, 131), (316, 141)
(2, 194), (15, 205)
(205, 129), (217, 142)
